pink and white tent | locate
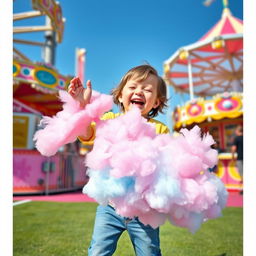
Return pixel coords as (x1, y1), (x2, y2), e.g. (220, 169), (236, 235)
(163, 6), (243, 98)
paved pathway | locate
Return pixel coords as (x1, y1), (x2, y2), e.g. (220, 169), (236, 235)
(13, 191), (243, 207)
(13, 191), (95, 203)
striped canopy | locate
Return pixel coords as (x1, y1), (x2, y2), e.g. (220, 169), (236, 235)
(164, 7), (243, 97)
(199, 8), (243, 41)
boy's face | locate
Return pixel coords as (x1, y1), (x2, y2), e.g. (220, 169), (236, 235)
(118, 74), (160, 117)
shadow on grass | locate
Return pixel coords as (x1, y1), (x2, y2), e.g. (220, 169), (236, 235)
(215, 253), (226, 256)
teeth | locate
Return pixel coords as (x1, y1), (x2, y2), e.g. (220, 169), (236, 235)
(131, 100), (144, 105)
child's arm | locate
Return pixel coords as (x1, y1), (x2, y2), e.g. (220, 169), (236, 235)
(67, 77), (94, 141)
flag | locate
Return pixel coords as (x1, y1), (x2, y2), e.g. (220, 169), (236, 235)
(222, 0), (228, 8)
(75, 48), (86, 84)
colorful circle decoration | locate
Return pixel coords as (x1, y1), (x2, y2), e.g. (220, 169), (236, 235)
(58, 79), (66, 89)
(215, 97), (240, 112)
(13, 62), (20, 77)
(172, 92), (242, 130)
(33, 67), (58, 88)
(21, 67), (31, 77)
(187, 102), (203, 117)
(13, 65), (17, 74)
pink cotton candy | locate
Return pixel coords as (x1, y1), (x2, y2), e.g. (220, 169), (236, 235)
(86, 138), (112, 169)
(169, 211), (205, 234)
(177, 126), (218, 171)
(176, 154), (203, 178)
(82, 106), (228, 233)
(33, 90), (113, 156)
(135, 173), (156, 194)
(112, 193), (151, 218)
(138, 210), (167, 229)
(205, 204), (222, 219)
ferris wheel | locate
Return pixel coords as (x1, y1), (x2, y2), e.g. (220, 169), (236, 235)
(13, 0), (70, 116)
(13, 0), (65, 65)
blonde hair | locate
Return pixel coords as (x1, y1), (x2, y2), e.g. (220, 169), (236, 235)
(111, 65), (168, 118)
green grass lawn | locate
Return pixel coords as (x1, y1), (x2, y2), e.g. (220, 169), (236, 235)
(13, 201), (242, 256)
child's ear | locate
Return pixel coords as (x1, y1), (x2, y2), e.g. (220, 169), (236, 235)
(153, 99), (160, 108)
(118, 94), (123, 103)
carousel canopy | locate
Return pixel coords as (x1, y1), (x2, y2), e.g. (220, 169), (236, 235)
(14, 81), (62, 116)
(164, 6), (243, 97)
(13, 59), (71, 116)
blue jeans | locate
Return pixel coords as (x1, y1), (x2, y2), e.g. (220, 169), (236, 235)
(88, 205), (162, 256)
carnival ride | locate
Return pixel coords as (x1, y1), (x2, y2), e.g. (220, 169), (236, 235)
(163, 1), (243, 192)
(13, 0), (86, 194)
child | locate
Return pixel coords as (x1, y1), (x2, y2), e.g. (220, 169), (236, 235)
(68, 65), (169, 255)
(34, 65), (228, 254)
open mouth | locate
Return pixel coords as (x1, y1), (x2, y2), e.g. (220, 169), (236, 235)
(131, 100), (144, 106)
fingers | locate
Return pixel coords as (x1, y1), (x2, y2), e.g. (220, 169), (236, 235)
(68, 77), (83, 95)
(68, 84), (77, 96)
(68, 78), (92, 103)
(70, 77), (77, 83)
(76, 77), (83, 88)
(86, 80), (92, 89)
(71, 77), (83, 88)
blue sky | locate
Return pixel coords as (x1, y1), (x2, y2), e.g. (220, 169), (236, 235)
(13, 0), (243, 128)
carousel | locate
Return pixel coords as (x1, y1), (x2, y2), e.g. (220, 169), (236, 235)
(13, 0), (86, 194)
(163, 0), (243, 192)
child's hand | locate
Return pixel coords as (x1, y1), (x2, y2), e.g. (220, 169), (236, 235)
(68, 77), (92, 107)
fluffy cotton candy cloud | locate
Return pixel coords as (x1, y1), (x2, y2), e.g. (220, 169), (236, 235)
(34, 90), (113, 156)
(82, 106), (227, 233)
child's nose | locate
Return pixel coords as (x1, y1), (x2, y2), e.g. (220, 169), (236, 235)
(134, 87), (143, 95)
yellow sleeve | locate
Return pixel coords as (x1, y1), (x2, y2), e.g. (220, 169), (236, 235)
(77, 122), (96, 146)
(157, 124), (170, 134)
(155, 123), (170, 134)
(101, 112), (120, 120)
(149, 119), (170, 134)
(78, 112), (119, 145)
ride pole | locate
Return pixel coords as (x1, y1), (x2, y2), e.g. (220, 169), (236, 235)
(43, 16), (56, 65)
(187, 56), (194, 100)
